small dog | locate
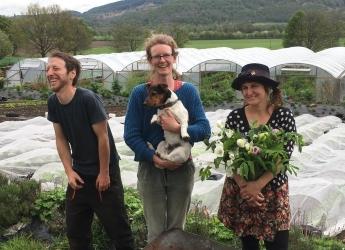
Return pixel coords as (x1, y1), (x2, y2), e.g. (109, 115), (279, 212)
(144, 83), (191, 164)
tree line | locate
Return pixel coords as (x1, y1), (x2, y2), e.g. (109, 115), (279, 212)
(0, 4), (344, 59)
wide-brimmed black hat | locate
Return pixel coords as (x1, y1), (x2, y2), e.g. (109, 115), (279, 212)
(231, 63), (279, 90)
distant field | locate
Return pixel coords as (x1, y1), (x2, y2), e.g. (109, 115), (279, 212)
(83, 39), (284, 54)
(185, 39), (283, 49)
(81, 46), (116, 55)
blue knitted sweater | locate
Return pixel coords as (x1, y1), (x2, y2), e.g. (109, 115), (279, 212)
(124, 82), (211, 162)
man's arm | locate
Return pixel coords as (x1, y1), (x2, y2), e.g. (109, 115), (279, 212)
(92, 120), (110, 192)
(53, 123), (84, 189)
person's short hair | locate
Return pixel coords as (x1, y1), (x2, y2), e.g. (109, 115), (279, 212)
(49, 51), (81, 86)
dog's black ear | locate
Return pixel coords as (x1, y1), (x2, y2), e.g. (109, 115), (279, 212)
(166, 89), (172, 98)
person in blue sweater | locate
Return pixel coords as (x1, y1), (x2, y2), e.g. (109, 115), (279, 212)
(124, 33), (211, 242)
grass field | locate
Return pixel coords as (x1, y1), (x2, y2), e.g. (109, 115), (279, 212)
(185, 39), (283, 49)
(82, 38), (345, 53)
(80, 46), (116, 55)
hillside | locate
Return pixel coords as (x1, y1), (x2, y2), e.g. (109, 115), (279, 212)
(81, 0), (345, 28)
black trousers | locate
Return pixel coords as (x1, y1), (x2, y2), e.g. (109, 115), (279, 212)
(66, 172), (134, 250)
(241, 230), (289, 250)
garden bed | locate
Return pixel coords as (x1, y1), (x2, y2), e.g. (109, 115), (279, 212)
(0, 100), (127, 123)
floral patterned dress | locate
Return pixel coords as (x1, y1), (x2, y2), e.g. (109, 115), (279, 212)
(218, 106), (296, 241)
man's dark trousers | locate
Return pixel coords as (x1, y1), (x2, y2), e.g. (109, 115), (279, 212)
(66, 171), (134, 250)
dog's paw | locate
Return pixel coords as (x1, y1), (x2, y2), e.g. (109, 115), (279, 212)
(182, 136), (190, 142)
(147, 142), (155, 150)
(181, 132), (190, 141)
(150, 114), (158, 124)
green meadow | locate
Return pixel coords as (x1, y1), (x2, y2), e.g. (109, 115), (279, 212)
(185, 38), (283, 49)
(85, 38), (345, 54)
(187, 38), (345, 49)
(80, 46), (116, 54)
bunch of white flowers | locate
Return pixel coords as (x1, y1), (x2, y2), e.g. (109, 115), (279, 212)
(200, 122), (304, 181)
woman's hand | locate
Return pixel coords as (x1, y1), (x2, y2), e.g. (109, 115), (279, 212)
(246, 192), (265, 207)
(159, 110), (180, 133)
(240, 181), (265, 207)
(153, 154), (182, 170)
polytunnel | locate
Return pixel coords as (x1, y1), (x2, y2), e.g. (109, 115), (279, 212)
(317, 47), (345, 103)
(76, 51), (146, 89)
(5, 47), (345, 103)
(177, 47), (250, 89)
(271, 48), (345, 103)
(177, 47), (317, 90)
(5, 58), (48, 87)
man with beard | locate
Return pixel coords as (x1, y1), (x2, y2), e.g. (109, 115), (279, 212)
(46, 52), (134, 250)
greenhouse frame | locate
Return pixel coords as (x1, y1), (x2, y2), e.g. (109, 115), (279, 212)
(5, 46), (345, 103)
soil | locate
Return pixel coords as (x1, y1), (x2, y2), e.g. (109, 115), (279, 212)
(0, 102), (127, 123)
(1, 100), (345, 124)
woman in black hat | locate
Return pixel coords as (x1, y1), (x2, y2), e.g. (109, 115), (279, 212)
(218, 63), (296, 250)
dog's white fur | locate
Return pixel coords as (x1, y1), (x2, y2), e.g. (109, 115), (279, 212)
(150, 90), (192, 164)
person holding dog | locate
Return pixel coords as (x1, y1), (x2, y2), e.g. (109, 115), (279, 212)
(46, 51), (134, 250)
(124, 33), (211, 242)
(218, 63), (296, 250)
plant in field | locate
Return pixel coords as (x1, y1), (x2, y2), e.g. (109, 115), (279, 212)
(32, 188), (65, 234)
(124, 187), (147, 248)
(185, 200), (241, 247)
(0, 174), (40, 235)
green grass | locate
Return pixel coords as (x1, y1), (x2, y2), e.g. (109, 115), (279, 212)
(0, 235), (48, 250)
(80, 46), (116, 55)
(93, 35), (113, 41)
(185, 39), (283, 49)
(186, 38), (345, 50)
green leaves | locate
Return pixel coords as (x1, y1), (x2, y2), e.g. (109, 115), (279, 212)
(203, 123), (304, 181)
(32, 188), (65, 223)
(199, 166), (212, 181)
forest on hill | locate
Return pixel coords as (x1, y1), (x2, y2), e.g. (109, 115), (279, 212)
(81, 0), (345, 29)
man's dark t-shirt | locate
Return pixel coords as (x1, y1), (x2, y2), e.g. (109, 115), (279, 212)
(47, 88), (119, 175)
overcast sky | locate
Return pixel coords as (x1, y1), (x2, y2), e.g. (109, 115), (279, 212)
(0, 0), (120, 16)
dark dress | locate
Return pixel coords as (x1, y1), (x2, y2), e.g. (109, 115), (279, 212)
(218, 106), (296, 241)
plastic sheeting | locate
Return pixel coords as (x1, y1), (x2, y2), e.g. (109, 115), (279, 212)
(6, 47), (345, 86)
(1, 111), (345, 236)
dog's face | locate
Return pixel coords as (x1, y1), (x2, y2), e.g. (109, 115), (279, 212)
(144, 83), (172, 108)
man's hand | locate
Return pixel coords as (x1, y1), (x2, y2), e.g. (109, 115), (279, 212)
(67, 170), (84, 190)
(96, 172), (110, 192)
(160, 110), (180, 133)
(153, 154), (182, 170)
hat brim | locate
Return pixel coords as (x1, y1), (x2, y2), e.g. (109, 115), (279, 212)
(231, 75), (279, 90)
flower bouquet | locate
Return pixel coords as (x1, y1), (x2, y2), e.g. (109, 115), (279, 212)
(200, 122), (304, 181)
